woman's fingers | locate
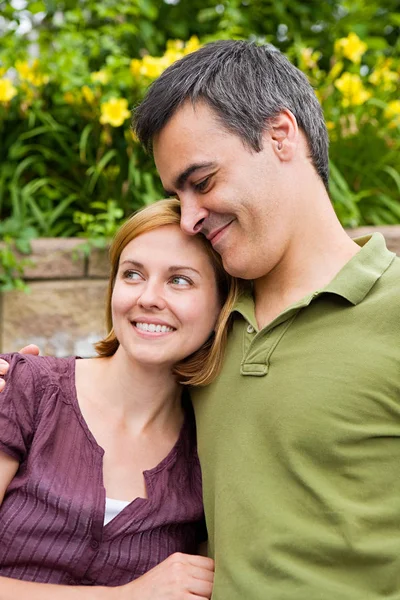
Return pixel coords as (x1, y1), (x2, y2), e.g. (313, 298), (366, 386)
(188, 565), (214, 583)
(186, 555), (214, 571)
(19, 344), (40, 355)
(186, 574), (213, 598)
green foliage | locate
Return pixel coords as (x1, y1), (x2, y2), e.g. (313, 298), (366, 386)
(73, 199), (124, 254)
(0, 0), (399, 290)
(0, 220), (35, 291)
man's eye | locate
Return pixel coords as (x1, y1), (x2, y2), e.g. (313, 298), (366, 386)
(194, 177), (210, 192)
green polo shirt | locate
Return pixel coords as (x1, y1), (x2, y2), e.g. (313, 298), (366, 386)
(192, 233), (400, 600)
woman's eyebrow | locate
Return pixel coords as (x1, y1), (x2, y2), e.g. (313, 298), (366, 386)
(168, 265), (201, 275)
(119, 260), (144, 268)
(119, 261), (201, 276)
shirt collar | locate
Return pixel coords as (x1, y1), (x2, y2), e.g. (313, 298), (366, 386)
(233, 233), (395, 325)
(322, 233), (395, 305)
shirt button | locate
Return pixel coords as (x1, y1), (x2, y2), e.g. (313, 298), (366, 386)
(90, 539), (100, 550)
(246, 324), (255, 333)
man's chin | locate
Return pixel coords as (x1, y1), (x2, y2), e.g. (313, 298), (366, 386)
(221, 253), (252, 280)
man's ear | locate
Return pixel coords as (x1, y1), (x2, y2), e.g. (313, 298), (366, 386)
(263, 109), (299, 161)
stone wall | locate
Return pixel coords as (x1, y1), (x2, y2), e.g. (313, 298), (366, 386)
(1, 226), (400, 356)
(0, 239), (110, 357)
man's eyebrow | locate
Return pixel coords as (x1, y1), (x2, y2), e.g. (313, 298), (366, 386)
(164, 162), (217, 196)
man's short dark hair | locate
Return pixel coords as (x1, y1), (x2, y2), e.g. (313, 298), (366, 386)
(133, 40), (329, 189)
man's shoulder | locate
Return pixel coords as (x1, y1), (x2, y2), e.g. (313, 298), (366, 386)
(376, 252), (400, 297)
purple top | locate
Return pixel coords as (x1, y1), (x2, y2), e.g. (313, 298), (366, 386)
(0, 353), (205, 586)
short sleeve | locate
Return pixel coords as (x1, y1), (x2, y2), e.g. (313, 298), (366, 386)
(0, 353), (40, 462)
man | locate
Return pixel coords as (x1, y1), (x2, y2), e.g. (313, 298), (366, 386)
(3, 40), (400, 599)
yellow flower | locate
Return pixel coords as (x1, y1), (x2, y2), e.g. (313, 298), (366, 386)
(82, 85), (95, 104)
(334, 72), (371, 107)
(0, 78), (17, 102)
(63, 91), (76, 105)
(384, 100), (400, 128)
(334, 32), (367, 64)
(100, 97), (131, 127)
(326, 121), (335, 130)
(314, 89), (322, 103)
(18, 81), (35, 110)
(63, 90), (82, 105)
(183, 36), (201, 55)
(130, 59), (142, 77)
(15, 59), (48, 86)
(129, 37), (202, 81)
(166, 39), (185, 52)
(163, 49), (183, 68)
(369, 58), (398, 92)
(0, 67), (6, 77)
(15, 60), (31, 80)
(299, 47), (321, 70)
(142, 55), (167, 78)
(91, 70), (109, 85)
(32, 73), (49, 86)
(327, 60), (344, 81)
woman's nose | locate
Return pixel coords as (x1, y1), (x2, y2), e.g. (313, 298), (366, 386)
(137, 280), (166, 310)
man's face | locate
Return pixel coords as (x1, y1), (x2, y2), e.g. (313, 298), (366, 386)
(153, 101), (294, 280)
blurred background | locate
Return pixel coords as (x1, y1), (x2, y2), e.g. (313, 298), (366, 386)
(0, 0), (399, 293)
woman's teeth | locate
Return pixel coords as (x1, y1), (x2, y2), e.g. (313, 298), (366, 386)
(135, 322), (174, 333)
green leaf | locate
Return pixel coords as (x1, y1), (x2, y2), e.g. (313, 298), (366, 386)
(87, 150), (118, 194)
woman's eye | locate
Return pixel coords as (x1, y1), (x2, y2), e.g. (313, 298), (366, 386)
(124, 270), (142, 281)
(170, 276), (191, 286)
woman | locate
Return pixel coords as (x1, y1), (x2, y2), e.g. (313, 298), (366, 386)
(0, 199), (239, 599)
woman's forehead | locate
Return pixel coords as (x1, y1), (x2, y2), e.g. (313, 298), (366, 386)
(120, 225), (214, 270)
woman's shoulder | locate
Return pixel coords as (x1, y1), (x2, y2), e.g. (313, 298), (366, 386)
(0, 353), (76, 393)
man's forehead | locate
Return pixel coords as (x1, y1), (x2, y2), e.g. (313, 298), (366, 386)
(155, 101), (225, 143)
(154, 120), (217, 182)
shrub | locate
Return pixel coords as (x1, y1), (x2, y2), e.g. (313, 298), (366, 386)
(0, 0), (398, 288)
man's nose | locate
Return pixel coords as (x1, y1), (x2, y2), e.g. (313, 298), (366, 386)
(179, 197), (209, 236)
(137, 280), (166, 310)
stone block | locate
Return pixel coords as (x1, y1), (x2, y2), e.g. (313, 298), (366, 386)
(16, 238), (86, 280)
(1, 280), (108, 357)
(88, 247), (110, 278)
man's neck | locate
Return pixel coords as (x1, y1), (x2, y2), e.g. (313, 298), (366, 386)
(254, 218), (360, 330)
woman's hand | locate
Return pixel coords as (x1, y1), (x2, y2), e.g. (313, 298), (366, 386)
(0, 345), (40, 393)
(0, 361), (7, 392)
(121, 552), (214, 600)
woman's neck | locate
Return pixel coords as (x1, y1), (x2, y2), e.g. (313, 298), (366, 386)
(76, 350), (183, 435)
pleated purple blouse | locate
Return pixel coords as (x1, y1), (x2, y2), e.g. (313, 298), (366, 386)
(0, 353), (205, 586)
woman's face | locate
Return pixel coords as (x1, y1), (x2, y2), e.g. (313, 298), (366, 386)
(111, 224), (221, 370)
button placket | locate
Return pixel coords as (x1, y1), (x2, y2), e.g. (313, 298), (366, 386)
(241, 314), (298, 376)
(89, 538), (100, 550)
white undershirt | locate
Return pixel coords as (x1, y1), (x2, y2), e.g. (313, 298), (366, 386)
(104, 497), (130, 525)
